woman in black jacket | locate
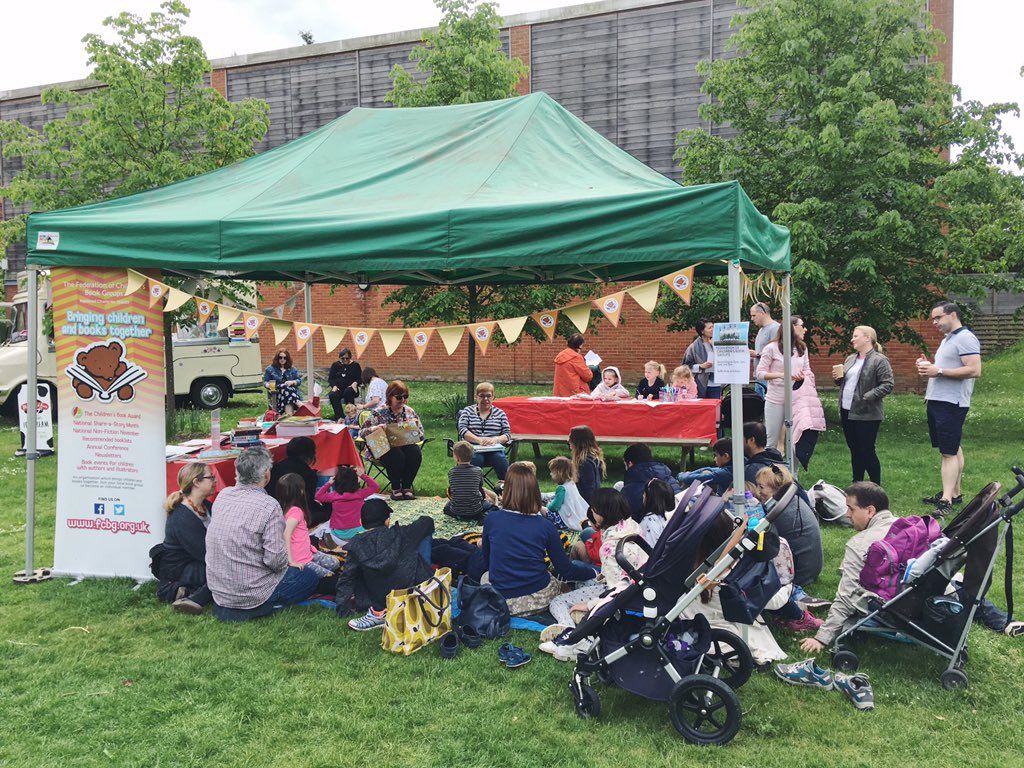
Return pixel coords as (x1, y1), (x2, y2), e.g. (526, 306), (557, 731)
(832, 326), (895, 484)
(158, 463), (217, 615)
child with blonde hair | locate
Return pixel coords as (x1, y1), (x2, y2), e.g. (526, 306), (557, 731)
(636, 361), (666, 400)
(670, 366), (700, 400)
(543, 456), (589, 530)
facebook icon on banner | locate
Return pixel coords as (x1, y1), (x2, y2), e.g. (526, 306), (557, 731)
(94, 503), (105, 515)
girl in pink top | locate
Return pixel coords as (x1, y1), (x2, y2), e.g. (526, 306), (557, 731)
(670, 366), (700, 401)
(315, 465), (381, 538)
(756, 315), (812, 452)
(276, 473), (341, 578)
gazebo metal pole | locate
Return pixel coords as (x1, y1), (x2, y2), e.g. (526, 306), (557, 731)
(782, 274), (794, 475)
(304, 282), (314, 401)
(16, 269), (39, 582)
(728, 262), (745, 512)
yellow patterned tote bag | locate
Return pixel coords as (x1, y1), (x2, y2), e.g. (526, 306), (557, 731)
(381, 567), (453, 655)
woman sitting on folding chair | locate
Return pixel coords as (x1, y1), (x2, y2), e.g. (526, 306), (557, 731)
(456, 381), (512, 482)
(359, 380), (425, 501)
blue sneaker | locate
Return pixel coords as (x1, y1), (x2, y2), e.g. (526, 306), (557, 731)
(834, 673), (874, 711)
(774, 658), (834, 690)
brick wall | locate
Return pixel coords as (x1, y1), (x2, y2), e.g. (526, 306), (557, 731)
(254, 283), (948, 394)
(509, 24), (531, 96)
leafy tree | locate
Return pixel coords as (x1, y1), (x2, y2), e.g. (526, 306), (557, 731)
(385, 0), (596, 400)
(299, 30), (315, 45)
(0, 1), (270, 417)
(669, 0), (1022, 349)
(385, 0), (527, 108)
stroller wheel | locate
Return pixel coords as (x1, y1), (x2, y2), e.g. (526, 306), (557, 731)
(570, 681), (601, 718)
(700, 629), (754, 690)
(940, 668), (969, 690)
(668, 674), (742, 746)
(832, 649), (859, 673)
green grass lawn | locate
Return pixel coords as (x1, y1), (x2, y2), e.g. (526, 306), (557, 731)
(2, 344), (1024, 767)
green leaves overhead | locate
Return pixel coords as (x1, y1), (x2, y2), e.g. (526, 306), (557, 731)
(673, 0), (1022, 348)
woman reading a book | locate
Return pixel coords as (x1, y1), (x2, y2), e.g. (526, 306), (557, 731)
(358, 380), (424, 501)
(264, 349), (302, 415)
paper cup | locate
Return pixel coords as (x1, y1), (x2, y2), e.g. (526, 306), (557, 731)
(832, 364), (844, 378)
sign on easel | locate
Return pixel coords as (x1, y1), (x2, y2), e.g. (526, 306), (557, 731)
(16, 383), (54, 457)
(51, 267), (166, 579)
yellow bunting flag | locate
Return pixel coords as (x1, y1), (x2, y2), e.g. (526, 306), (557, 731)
(351, 329), (375, 359)
(531, 310), (559, 340)
(626, 280), (661, 314)
(241, 311), (263, 340)
(664, 267), (696, 305)
(294, 322), (319, 351)
(269, 319), (292, 345)
(594, 292), (625, 327)
(321, 326), (348, 355)
(407, 328), (434, 360)
(164, 288), (192, 313)
(147, 279), (168, 308)
(216, 304), (242, 331)
(496, 316), (528, 345)
(468, 322), (496, 355)
(196, 298), (215, 327)
(563, 303), (591, 334)
(436, 326), (465, 356)
(379, 329), (405, 357)
(124, 269), (147, 296)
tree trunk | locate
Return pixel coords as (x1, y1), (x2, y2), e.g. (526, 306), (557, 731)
(466, 283), (478, 405)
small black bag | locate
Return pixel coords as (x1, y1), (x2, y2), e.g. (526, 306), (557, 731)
(456, 576), (511, 639)
(719, 557), (782, 625)
(148, 542), (165, 580)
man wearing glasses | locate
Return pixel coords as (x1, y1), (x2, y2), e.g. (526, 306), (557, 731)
(328, 347), (362, 421)
(457, 382), (512, 481)
(917, 301), (982, 518)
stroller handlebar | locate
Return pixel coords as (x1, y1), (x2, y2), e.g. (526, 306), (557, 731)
(763, 483), (798, 525)
(615, 534), (653, 582)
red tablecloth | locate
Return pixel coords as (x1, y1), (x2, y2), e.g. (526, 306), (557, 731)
(494, 396), (720, 442)
(166, 427), (362, 495)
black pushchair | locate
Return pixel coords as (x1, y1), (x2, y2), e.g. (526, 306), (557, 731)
(563, 480), (797, 746)
(831, 466), (1024, 689)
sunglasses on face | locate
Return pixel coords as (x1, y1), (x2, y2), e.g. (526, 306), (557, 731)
(277, 355), (287, 360)
(340, 356), (351, 361)
(394, 394), (409, 400)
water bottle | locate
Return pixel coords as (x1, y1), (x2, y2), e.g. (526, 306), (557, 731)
(745, 490), (766, 530)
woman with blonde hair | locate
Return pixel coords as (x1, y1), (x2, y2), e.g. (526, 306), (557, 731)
(481, 463), (600, 616)
(833, 325), (894, 484)
(568, 425), (606, 504)
(157, 463), (217, 614)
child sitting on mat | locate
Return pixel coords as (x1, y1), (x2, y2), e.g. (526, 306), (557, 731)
(315, 465), (381, 542)
(277, 473), (342, 578)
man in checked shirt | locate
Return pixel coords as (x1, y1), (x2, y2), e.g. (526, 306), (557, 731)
(206, 447), (319, 621)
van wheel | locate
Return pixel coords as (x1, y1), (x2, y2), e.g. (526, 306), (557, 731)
(191, 378), (229, 409)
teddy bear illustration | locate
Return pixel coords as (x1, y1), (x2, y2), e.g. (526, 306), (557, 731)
(66, 339), (147, 403)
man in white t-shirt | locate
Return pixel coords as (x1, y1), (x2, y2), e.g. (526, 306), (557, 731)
(750, 302), (780, 399)
(917, 301), (982, 517)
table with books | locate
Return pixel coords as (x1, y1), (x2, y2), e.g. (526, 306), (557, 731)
(165, 422), (362, 496)
(494, 395), (721, 469)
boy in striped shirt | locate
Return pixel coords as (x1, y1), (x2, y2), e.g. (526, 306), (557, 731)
(444, 441), (495, 522)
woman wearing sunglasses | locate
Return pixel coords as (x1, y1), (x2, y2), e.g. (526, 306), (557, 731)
(358, 380), (425, 500)
(156, 463), (217, 615)
(264, 349), (303, 415)
(327, 347), (362, 421)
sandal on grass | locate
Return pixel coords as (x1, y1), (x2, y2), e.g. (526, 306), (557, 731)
(504, 647), (532, 669)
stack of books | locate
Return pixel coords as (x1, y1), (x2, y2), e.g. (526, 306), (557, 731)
(232, 425), (264, 449)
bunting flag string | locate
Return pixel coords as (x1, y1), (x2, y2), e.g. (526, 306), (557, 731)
(122, 265), (715, 359)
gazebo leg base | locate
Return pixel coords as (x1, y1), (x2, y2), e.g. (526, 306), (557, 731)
(13, 568), (52, 584)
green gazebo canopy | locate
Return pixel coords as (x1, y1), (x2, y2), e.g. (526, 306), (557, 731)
(27, 92), (789, 285)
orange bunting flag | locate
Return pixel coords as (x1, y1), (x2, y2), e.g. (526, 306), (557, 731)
(196, 298), (215, 327)
(147, 279), (168, 308)
(531, 310), (559, 340)
(663, 267), (696, 305)
(351, 329), (375, 359)
(468, 322), (496, 355)
(293, 322), (318, 350)
(594, 292), (625, 327)
(407, 328), (434, 360)
(241, 312), (264, 340)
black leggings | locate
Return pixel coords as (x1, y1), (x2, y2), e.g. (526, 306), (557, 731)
(377, 444), (423, 491)
(840, 409), (882, 484)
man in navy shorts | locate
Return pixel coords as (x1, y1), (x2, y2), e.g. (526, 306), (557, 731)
(917, 301), (982, 517)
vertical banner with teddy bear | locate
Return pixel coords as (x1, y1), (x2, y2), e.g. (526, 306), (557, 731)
(51, 267), (166, 579)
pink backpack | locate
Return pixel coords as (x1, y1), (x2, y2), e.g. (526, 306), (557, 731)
(859, 516), (942, 601)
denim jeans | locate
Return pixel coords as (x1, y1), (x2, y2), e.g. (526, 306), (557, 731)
(471, 448), (509, 481)
(213, 566), (319, 622)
